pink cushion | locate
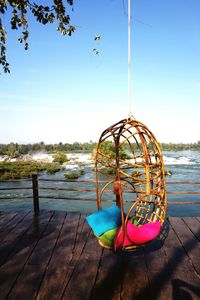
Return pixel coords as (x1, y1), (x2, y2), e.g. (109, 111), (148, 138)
(114, 221), (161, 249)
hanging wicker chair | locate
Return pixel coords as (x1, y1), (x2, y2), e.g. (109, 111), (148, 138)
(92, 117), (167, 251)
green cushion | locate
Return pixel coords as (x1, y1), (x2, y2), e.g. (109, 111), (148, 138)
(98, 227), (119, 247)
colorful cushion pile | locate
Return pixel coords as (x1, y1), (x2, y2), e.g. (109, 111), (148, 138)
(86, 205), (161, 249)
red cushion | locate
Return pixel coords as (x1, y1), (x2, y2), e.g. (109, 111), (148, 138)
(114, 221), (161, 249)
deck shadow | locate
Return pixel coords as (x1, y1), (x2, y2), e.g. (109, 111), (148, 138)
(91, 221), (200, 300)
(172, 279), (200, 300)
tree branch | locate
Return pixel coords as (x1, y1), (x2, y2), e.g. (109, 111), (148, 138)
(0, 0), (75, 74)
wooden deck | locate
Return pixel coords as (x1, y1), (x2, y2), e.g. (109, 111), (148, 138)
(0, 211), (200, 300)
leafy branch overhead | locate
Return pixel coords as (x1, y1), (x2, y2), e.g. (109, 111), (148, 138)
(0, 0), (75, 73)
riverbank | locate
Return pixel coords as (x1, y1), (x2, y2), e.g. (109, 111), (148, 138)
(0, 153), (94, 180)
(0, 152), (94, 166)
(1, 149), (198, 165)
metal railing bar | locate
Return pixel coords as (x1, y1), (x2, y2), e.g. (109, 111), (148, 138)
(0, 187), (32, 190)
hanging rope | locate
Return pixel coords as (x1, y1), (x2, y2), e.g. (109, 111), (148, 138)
(128, 0), (132, 118)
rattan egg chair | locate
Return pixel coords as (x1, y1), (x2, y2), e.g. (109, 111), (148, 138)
(94, 117), (167, 251)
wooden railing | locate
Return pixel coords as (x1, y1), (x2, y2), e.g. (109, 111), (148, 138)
(0, 174), (200, 215)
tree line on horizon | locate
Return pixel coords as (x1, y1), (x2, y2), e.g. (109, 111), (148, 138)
(0, 141), (200, 159)
(0, 142), (96, 158)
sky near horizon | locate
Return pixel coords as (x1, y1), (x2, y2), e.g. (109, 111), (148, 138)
(0, 0), (200, 144)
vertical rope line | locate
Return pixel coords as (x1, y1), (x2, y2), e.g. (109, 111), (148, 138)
(128, 0), (132, 117)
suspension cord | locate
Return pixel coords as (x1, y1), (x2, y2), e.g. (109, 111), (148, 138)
(128, 0), (133, 118)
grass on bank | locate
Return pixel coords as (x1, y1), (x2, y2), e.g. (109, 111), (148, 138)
(0, 161), (64, 180)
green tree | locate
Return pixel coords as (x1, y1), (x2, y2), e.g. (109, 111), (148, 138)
(6, 143), (19, 158)
(95, 141), (130, 167)
(53, 151), (67, 164)
(18, 144), (29, 154)
(0, 0), (75, 73)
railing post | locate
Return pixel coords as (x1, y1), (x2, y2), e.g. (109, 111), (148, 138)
(32, 174), (39, 215)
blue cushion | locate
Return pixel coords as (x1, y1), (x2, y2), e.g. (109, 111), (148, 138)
(86, 205), (122, 237)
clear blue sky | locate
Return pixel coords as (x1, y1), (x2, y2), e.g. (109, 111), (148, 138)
(1, 0), (200, 144)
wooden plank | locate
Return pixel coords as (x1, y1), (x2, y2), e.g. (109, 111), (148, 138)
(57, 214), (91, 299)
(5, 210), (54, 257)
(163, 217), (200, 300)
(0, 210), (54, 299)
(91, 249), (122, 300)
(171, 217), (200, 276)
(0, 211), (18, 227)
(0, 211), (34, 266)
(6, 212), (66, 300)
(0, 211), (24, 233)
(27, 212), (66, 265)
(183, 217), (200, 241)
(0, 210), (30, 240)
(196, 217), (200, 223)
(61, 230), (103, 300)
(36, 212), (81, 300)
(142, 237), (172, 300)
(71, 213), (90, 254)
(121, 249), (150, 300)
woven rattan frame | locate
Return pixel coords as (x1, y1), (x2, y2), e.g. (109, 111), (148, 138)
(94, 117), (167, 251)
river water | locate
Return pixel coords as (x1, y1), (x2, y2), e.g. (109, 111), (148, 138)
(0, 150), (200, 216)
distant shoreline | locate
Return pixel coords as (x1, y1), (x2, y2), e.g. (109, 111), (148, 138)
(0, 153), (94, 180)
(0, 152), (93, 164)
(0, 141), (200, 159)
